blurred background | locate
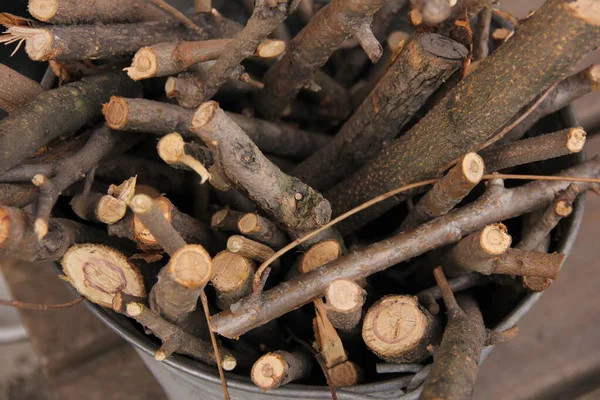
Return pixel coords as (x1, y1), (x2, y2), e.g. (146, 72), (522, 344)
(1, 1), (599, 399)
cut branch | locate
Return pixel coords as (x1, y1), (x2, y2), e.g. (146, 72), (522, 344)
(326, 0), (600, 234)
(157, 133), (210, 184)
(113, 294), (235, 368)
(251, 350), (312, 391)
(126, 39), (231, 80)
(190, 0), (300, 103)
(362, 295), (440, 363)
(0, 13), (241, 61)
(238, 213), (288, 249)
(313, 299), (348, 368)
(421, 269), (486, 400)
(149, 244), (213, 324)
(103, 97), (330, 160)
(292, 33), (467, 190)
(401, 153), (484, 231)
(0, 73), (139, 175)
(323, 280), (365, 332)
(211, 251), (255, 310)
(227, 235), (276, 263)
(61, 244), (146, 308)
(211, 208), (245, 232)
(481, 128), (587, 172)
(121, 194), (213, 254)
(190, 101), (331, 234)
(447, 224), (565, 278)
(519, 184), (579, 292)
(70, 192), (127, 225)
(0, 184), (38, 208)
(28, 0), (166, 24)
(0, 64), (43, 114)
(256, 0), (388, 120)
(209, 157), (600, 338)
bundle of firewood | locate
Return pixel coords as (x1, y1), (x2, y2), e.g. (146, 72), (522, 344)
(1, 0), (599, 398)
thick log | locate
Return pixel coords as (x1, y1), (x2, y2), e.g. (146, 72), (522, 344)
(362, 295), (440, 363)
(326, 0), (600, 234)
(323, 280), (365, 332)
(208, 157), (600, 338)
(292, 33), (467, 191)
(190, 101), (331, 234)
(0, 74), (139, 175)
(103, 97), (330, 160)
(0, 64), (43, 114)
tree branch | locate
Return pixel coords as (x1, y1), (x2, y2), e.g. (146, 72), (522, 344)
(292, 33), (467, 191)
(0, 64), (43, 114)
(256, 0), (387, 120)
(208, 157), (600, 338)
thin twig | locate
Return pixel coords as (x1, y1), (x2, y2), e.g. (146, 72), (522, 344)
(0, 296), (84, 310)
(252, 173), (600, 292)
(199, 290), (230, 400)
(146, 0), (205, 36)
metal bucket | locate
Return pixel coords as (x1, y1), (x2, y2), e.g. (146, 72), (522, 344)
(70, 108), (585, 400)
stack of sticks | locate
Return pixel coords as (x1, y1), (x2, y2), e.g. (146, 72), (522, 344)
(0, 0), (599, 398)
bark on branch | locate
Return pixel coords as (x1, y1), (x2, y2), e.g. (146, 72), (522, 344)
(256, 0), (388, 120)
(103, 97), (330, 160)
(401, 153), (484, 231)
(0, 206), (109, 262)
(28, 0), (166, 24)
(292, 33), (467, 191)
(326, 0), (600, 234)
(0, 13), (241, 61)
(0, 64), (43, 114)
(188, 0), (301, 104)
(0, 74), (139, 175)
(190, 101), (331, 235)
(208, 157), (600, 338)
(481, 127), (586, 172)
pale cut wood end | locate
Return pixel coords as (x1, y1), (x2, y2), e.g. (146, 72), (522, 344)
(256, 39), (286, 58)
(61, 244), (145, 308)
(28, 0), (58, 22)
(554, 200), (573, 218)
(96, 195), (127, 224)
(238, 213), (259, 233)
(568, 0), (600, 26)
(168, 244), (213, 289)
(192, 100), (219, 129)
(251, 353), (287, 390)
(326, 280), (365, 311)
(299, 239), (342, 273)
(460, 152), (485, 183)
(566, 127), (586, 153)
(103, 96), (129, 130)
(362, 296), (428, 358)
(211, 251), (254, 292)
(165, 77), (178, 98)
(23, 28), (53, 61)
(157, 133), (186, 164)
(125, 47), (158, 81)
(479, 223), (512, 255)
